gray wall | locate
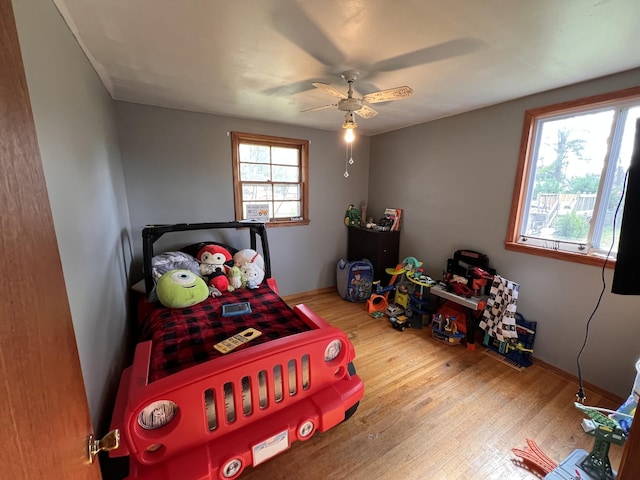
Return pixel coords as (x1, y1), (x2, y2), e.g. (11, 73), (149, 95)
(116, 102), (370, 296)
(13, 0), (132, 429)
(369, 69), (640, 398)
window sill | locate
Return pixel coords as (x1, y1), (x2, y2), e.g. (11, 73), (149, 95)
(266, 219), (310, 228)
(504, 241), (616, 269)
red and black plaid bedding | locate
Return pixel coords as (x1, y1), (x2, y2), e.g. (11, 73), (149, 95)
(139, 285), (312, 382)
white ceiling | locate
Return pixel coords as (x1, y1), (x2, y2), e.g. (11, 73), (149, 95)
(52, 0), (640, 136)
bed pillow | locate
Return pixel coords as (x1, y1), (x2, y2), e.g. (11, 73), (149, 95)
(151, 251), (201, 282)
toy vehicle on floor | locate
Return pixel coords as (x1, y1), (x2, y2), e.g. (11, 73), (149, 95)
(389, 314), (410, 331)
(386, 304), (404, 317)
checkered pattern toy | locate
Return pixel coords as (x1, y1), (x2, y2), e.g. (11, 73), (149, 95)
(479, 275), (519, 343)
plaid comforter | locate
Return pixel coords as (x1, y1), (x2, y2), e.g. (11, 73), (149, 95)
(139, 285), (312, 382)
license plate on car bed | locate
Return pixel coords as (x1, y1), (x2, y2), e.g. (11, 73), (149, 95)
(252, 430), (289, 466)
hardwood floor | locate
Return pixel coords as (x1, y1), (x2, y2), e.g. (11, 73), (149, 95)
(238, 289), (624, 480)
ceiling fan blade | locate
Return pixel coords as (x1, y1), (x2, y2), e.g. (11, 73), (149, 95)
(272, 3), (346, 68)
(355, 105), (378, 118)
(312, 82), (348, 99)
(363, 86), (413, 104)
(300, 104), (336, 113)
(263, 79), (317, 97)
(371, 38), (484, 72)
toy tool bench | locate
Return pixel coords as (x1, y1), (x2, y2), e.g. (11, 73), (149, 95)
(430, 249), (497, 350)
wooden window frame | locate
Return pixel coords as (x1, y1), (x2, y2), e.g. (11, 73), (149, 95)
(231, 131), (310, 227)
(505, 86), (640, 267)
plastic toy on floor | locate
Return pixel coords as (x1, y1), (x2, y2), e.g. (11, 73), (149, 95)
(482, 312), (536, 369)
(394, 284), (410, 310)
(570, 402), (627, 480)
(389, 314), (410, 331)
(546, 361), (637, 480)
(376, 256), (435, 330)
(372, 261), (407, 326)
(381, 263), (406, 298)
(515, 402), (632, 480)
(431, 312), (465, 345)
(515, 360), (638, 480)
(511, 438), (558, 476)
(445, 249), (496, 297)
(402, 256), (435, 287)
(395, 256), (432, 326)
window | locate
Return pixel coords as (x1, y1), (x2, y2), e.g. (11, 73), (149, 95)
(231, 132), (309, 226)
(506, 86), (640, 267)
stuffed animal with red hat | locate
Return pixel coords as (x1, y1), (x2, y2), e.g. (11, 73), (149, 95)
(197, 245), (233, 294)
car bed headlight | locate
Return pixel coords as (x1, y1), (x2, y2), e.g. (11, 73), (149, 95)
(324, 339), (343, 362)
(137, 400), (179, 430)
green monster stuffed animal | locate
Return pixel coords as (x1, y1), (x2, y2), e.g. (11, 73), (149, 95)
(156, 269), (209, 308)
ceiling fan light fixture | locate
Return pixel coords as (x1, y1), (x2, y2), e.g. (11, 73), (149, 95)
(342, 111), (356, 177)
(344, 126), (355, 143)
(342, 111), (357, 142)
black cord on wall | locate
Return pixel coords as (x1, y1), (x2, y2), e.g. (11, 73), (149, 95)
(575, 171), (628, 403)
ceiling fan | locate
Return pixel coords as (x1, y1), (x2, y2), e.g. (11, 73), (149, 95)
(301, 70), (413, 124)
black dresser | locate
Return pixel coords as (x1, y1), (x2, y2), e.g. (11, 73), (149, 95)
(347, 227), (400, 282)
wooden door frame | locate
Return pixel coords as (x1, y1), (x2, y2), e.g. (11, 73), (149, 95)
(618, 418), (639, 479)
(0, 1), (102, 478)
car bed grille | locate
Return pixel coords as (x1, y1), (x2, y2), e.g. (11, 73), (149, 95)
(204, 354), (311, 431)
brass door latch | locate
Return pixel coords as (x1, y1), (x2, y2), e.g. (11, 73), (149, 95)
(87, 429), (120, 464)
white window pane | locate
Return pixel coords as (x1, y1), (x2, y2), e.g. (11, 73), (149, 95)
(273, 201), (300, 218)
(272, 165), (299, 182)
(273, 184), (300, 201)
(239, 144), (270, 164)
(272, 147), (299, 166)
(619, 107), (640, 170)
(242, 184), (272, 201)
(240, 163), (270, 181)
(523, 109), (614, 244)
(593, 106), (640, 251)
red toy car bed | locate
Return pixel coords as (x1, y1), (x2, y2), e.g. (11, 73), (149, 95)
(108, 222), (364, 479)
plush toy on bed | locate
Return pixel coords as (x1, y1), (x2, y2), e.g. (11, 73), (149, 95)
(151, 251), (201, 283)
(233, 249), (265, 289)
(156, 269), (209, 308)
(227, 265), (247, 290)
(233, 248), (265, 271)
(240, 262), (264, 289)
(197, 245), (233, 294)
(149, 251), (202, 301)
